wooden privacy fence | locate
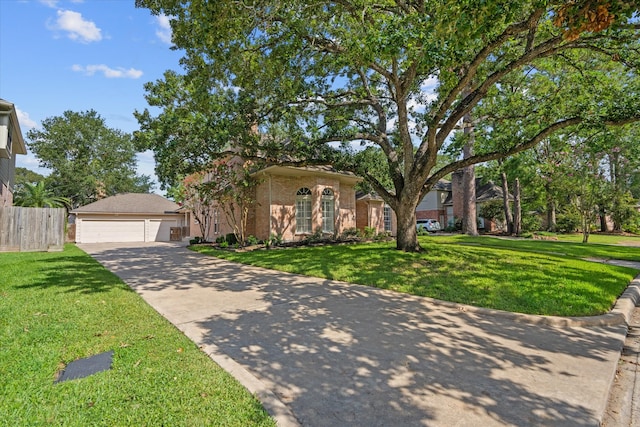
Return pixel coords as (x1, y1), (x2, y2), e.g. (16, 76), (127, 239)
(0, 207), (66, 252)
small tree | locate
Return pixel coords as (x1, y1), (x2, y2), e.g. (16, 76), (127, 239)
(197, 159), (260, 246)
(181, 172), (215, 242)
(13, 181), (70, 208)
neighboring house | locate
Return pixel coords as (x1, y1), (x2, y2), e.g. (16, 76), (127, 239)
(189, 165), (365, 242)
(415, 180), (451, 226)
(0, 99), (27, 207)
(71, 193), (188, 243)
(417, 171), (512, 231)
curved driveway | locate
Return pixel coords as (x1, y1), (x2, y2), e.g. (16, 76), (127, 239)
(79, 242), (637, 427)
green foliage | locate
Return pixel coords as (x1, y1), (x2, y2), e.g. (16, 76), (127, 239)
(556, 211), (582, 233)
(14, 167), (46, 193)
(416, 225), (429, 236)
(0, 246), (274, 426)
(246, 235), (259, 245)
(363, 226), (377, 239)
(219, 241), (229, 248)
(521, 214), (542, 233)
(13, 181), (71, 208)
(340, 227), (362, 240)
(225, 233), (238, 245)
(268, 233), (283, 248)
(478, 200), (505, 222)
(136, 0), (640, 251)
(27, 110), (152, 207)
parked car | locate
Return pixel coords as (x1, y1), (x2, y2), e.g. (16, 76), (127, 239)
(416, 219), (441, 232)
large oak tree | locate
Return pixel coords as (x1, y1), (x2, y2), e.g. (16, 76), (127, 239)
(135, 0), (640, 251)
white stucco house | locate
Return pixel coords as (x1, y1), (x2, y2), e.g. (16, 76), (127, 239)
(71, 193), (188, 243)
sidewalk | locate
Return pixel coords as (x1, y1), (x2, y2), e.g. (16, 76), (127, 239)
(80, 242), (639, 427)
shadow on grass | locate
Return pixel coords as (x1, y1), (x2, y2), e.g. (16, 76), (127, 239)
(196, 241), (635, 316)
(10, 248), (133, 295)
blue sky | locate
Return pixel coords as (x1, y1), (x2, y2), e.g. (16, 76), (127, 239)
(0, 0), (182, 190)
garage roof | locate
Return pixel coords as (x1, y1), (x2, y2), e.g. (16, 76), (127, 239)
(71, 193), (181, 214)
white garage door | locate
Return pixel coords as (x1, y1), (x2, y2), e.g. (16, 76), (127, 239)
(80, 220), (145, 243)
(148, 219), (177, 242)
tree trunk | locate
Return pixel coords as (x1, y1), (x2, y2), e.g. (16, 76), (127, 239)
(582, 212), (590, 243)
(599, 212), (608, 233)
(461, 109), (478, 236)
(500, 171), (513, 234)
(395, 201), (420, 252)
(545, 183), (556, 232)
(513, 178), (522, 236)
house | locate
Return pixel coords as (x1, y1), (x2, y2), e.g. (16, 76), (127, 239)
(71, 193), (188, 243)
(0, 99), (27, 207)
(417, 171), (512, 231)
(189, 165), (365, 242)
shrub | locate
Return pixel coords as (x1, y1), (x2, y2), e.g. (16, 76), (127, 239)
(306, 228), (324, 243)
(268, 233), (283, 247)
(363, 226), (376, 239)
(246, 235), (259, 246)
(340, 227), (361, 240)
(556, 212), (581, 233)
(416, 225), (429, 236)
(225, 233), (238, 245)
(219, 241), (229, 248)
(521, 214), (542, 233)
(215, 235), (226, 244)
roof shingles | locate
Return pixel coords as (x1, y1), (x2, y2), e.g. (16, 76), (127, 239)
(71, 193), (180, 214)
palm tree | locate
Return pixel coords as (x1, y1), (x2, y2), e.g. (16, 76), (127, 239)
(13, 181), (71, 208)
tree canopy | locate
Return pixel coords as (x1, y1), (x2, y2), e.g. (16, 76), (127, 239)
(135, 0), (640, 251)
(28, 110), (153, 208)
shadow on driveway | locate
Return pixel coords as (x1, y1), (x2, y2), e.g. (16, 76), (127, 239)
(80, 242), (627, 427)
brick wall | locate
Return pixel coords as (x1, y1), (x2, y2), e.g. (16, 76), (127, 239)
(253, 172), (358, 242)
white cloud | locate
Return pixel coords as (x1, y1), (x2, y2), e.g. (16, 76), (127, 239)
(72, 64), (143, 79)
(155, 14), (172, 44)
(39, 0), (59, 8)
(51, 10), (102, 43)
(16, 108), (38, 131)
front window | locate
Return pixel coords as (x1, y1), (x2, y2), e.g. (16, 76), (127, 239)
(384, 204), (392, 231)
(296, 187), (312, 233)
(321, 188), (335, 233)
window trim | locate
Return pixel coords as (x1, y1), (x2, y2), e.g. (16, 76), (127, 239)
(321, 188), (335, 233)
(295, 187), (312, 234)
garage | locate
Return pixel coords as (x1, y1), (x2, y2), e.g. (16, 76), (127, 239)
(81, 219), (145, 243)
(71, 193), (186, 244)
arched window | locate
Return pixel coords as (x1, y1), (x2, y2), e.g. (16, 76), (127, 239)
(296, 187), (312, 233)
(321, 188), (335, 233)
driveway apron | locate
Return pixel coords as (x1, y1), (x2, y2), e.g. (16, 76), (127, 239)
(79, 242), (629, 427)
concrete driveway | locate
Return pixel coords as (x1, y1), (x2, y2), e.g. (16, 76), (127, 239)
(79, 242), (636, 427)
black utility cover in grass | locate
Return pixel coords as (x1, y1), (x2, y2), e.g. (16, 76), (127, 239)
(55, 351), (114, 383)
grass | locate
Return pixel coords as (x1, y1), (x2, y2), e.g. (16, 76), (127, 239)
(442, 234), (640, 261)
(192, 235), (640, 317)
(0, 245), (275, 427)
(546, 232), (640, 246)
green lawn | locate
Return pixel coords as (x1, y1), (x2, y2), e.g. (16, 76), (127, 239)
(549, 232), (640, 246)
(192, 235), (640, 317)
(0, 245), (274, 427)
